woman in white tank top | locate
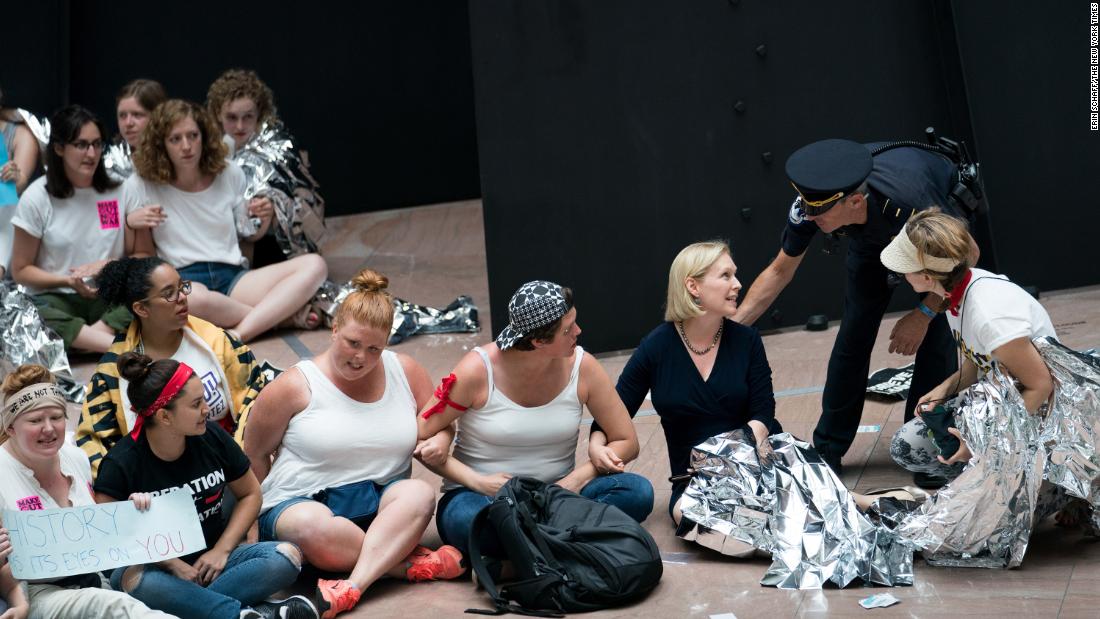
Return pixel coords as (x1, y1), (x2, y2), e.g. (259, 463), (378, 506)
(243, 269), (465, 618)
(417, 280), (655, 561)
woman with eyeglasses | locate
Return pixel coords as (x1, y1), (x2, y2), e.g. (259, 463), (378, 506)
(10, 105), (153, 353)
(75, 256), (267, 478)
(121, 99), (327, 342)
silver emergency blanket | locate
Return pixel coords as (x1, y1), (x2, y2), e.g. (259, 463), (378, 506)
(677, 430), (913, 588)
(15, 109), (49, 153)
(0, 282), (83, 402)
(232, 121), (326, 257)
(313, 279), (480, 345)
(895, 337), (1100, 567)
(102, 141), (134, 183)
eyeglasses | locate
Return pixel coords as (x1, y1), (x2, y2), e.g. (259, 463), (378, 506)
(140, 281), (192, 304)
(69, 139), (105, 152)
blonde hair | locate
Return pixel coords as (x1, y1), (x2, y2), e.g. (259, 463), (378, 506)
(1, 364), (57, 444)
(905, 208), (974, 289)
(333, 268), (395, 331)
(665, 241), (731, 322)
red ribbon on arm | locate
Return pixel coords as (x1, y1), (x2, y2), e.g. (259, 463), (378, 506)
(421, 373), (468, 419)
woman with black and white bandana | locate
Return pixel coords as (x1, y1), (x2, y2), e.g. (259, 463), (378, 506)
(418, 280), (655, 565)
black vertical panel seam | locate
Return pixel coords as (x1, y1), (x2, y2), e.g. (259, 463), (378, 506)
(936, 0), (1000, 271)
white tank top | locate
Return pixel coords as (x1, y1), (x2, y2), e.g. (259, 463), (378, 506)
(445, 346), (584, 491)
(261, 351), (417, 511)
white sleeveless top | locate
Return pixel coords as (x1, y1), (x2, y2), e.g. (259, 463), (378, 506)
(261, 351), (418, 511)
(445, 346), (585, 491)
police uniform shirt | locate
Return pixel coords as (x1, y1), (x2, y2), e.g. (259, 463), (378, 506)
(780, 144), (959, 257)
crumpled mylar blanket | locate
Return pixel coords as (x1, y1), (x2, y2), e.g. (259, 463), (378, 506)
(103, 141), (134, 183)
(895, 337), (1100, 567)
(311, 280), (479, 345)
(16, 109), (49, 153)
(0, 282), (83, 402)
(233, 121), (326, 257)
(677, 429), (913, 588)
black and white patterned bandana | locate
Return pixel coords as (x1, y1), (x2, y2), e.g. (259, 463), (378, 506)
(495, 280), (569, 350)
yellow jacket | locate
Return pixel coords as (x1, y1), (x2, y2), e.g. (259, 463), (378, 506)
(75, 316), (266, 477)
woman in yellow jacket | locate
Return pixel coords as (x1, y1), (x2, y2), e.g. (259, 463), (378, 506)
(76, 256), (267, 476)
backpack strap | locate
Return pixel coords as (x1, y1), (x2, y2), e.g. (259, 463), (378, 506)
(465, 499), (564, 618)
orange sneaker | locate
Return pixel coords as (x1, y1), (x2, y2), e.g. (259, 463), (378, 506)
(405, 544), (467, 582)
(404, 545), (433, 561)
(314, 578), (361, 619)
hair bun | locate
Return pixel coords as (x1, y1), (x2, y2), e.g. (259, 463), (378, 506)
(351, 269), (389, 294)
(117, 351), (155, 382)
(0, 364), (54, 397)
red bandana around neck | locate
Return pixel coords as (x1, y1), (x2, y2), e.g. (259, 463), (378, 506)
(946, 269), (974, 316)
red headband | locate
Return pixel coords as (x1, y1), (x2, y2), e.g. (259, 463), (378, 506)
(130, 363), (195, 440)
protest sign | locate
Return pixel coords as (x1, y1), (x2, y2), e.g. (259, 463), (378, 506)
(2, 490), (205, 580)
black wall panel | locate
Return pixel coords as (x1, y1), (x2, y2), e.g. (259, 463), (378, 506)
(951, 2), (1099, 292)
(2, 1), (68, 115)
(471, 0), (972, 353)
(28, 0), (480, 216)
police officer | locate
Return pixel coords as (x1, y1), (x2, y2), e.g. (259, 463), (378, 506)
(733, 139), (975, 485)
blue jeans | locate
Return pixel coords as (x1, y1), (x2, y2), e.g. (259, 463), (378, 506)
(436, 472), (654, 558)
(110, 542), (300, 619)
(177, 262), (248, 296)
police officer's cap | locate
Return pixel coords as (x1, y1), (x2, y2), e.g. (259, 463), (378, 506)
(786, 139), (873, 216)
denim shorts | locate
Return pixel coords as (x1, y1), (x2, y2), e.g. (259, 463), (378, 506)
(177, 261), (248, 296)
(258, 479), (402, 541)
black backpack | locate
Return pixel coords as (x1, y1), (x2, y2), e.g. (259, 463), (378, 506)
(466, 477), (663, 617)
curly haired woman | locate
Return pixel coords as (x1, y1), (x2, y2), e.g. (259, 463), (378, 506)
(120, 99), (326, 341)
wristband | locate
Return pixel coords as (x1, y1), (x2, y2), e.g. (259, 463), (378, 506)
(916, 302), (937, 319)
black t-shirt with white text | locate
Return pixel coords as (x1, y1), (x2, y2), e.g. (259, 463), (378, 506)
(94, 421), (250, 564)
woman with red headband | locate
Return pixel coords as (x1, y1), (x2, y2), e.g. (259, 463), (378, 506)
(93, 352), (317, 619)
(0, 364), (170, 618)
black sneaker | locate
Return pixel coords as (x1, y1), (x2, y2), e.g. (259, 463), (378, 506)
(240, 611), (263, 619)
(253, 595), (321, 619)
(913, 471), (948, 490)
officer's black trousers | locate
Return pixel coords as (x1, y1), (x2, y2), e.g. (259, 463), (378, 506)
(812, 248), (958, 461)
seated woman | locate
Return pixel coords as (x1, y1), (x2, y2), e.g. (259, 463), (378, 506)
(589, 241), (781, 524)
(103, 79), (168, 183)
(883, 209), (1057, 478)
(93, 352), (317, 619)
(0, 363), (170, 618)
(10, 105), (149, 353)
(206, 68), (325, 268)
(75, 256), (267, 476)
(122, 99), (327, 341)
(419, 280), (655, 562)
(1, 85), (40, 278)
(243, 269), (465, 619)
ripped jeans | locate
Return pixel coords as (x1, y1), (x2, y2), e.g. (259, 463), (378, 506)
(109, 542), (301, 619)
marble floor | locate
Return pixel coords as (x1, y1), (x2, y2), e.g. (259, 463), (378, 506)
(65, 200), (1100, 618)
